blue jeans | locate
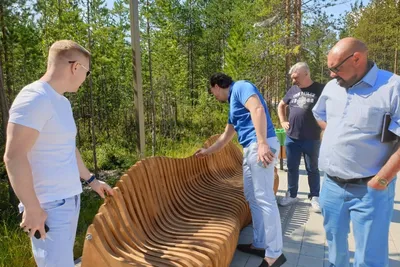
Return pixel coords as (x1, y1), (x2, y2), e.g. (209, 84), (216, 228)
(285, 136), (320, 198)
(243, 137), (283, 258)
(320, 175), (396, 267)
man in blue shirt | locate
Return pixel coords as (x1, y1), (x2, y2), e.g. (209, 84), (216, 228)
(313, 37), (400, 267)
(196, 73), (286, 267)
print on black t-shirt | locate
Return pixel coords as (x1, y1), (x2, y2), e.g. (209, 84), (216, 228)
(283, 82), (325, 140)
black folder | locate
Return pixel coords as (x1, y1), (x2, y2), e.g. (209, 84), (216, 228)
(380, 113), (398, 143)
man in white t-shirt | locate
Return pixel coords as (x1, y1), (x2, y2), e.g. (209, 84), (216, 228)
(3, 40), (114, 267)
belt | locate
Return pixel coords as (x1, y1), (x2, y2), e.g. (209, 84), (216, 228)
(327, 174), (374, 184)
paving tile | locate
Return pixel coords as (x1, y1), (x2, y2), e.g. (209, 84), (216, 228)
(283, 241), (302, 253)
(241, 226), (253, 236)
(238, 234), (253, 245)
(297, 255), (324, 267)
(300, 244), (325, 259)
(283, 251), (300, 266)
(230, 250), (250, 267)
(230, 165), (400, 267)
(244, 256), (263, 267)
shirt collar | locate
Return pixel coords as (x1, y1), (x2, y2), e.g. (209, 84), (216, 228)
(354, 61), (378, 88)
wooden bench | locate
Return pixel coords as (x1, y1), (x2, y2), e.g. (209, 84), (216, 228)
(81, 136), (279, 266)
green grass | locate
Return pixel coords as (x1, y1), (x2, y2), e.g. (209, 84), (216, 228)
(0, 211), (36, 267)
(0, 136), (235, 266)
(0, 176), (120, 267)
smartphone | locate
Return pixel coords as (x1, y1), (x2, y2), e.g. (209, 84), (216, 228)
(34, 224), (50, 239)
(18, 209), (50, 239)
(257, 147), (277, 168)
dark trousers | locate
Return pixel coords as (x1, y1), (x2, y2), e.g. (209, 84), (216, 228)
(285, 135), (320, 198)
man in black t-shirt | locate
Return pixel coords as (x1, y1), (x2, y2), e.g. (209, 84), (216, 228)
(277, 62), (324, 212)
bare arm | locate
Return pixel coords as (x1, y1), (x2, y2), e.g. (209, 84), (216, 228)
(195, 124), (236, 157)
(277, 100), (290, 130)
(244, 95), (274, 166)
(75, 148), (114, 198)
(3, 123), (47, 238)
(75, 148), (92, 180)
(368, 145), (400, 189)
(316, 120), (327, 130)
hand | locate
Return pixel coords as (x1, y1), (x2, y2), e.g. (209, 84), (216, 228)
(281, 121), (290, 130)
(194, 148), (209, 158)
(257, 143), (275, 167)
(89, 179), (114, 198)
(367, 177), (387, 191)
(20, 206), (48, 239)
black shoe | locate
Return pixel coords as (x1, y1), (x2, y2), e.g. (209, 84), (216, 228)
(236, 243), (265, 258)
(258, 254), (287, 267)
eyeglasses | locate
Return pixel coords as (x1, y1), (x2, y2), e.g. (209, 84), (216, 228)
(328, 54), (354, 74)
(68, 61), (91, 77)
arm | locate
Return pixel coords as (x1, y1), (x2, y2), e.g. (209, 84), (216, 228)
(316, 120), (327, 130)
(277, 100), (290, 130)
(3, 123), (47, 239)
(312, 92), (328, 130)
(368, 145), (400, 189)
(76, 148), (92, 180)
(369, 85), (400, 189)
(244, 95), (275, 166)
(75, 148), (114, 198)
(195, 124), (236, 157)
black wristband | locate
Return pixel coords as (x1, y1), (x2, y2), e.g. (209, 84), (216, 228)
(86, 174), (96, 184)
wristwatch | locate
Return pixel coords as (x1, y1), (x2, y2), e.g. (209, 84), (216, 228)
(376, 176), (388, 187)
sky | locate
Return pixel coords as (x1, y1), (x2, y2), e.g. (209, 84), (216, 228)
(324, 0), (371, 18)
(106, 0), (371, 18)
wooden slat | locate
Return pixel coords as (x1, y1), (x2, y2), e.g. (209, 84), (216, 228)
(81, 136), (279, 266)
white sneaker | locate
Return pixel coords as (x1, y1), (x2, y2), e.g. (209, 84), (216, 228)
(310, 196), (321, 213)
(279, 192), (299, 206)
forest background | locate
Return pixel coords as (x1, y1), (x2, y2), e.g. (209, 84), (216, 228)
(1, 0), (399, 265)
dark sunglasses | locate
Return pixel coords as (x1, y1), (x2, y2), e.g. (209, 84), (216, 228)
(68, 61), (91, 77)
(328, 54), (354, 74)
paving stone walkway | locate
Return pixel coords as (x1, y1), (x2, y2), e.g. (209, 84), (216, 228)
(230, 162), (400, 267)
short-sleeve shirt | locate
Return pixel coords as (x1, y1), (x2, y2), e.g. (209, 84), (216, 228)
(228, 80), (276, 147)
(283, 82), (324, 140)
(9, 81), (82, 203)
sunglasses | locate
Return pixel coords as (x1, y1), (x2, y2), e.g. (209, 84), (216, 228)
(68, 61), (91, 77)
(328, 54), (354, 74)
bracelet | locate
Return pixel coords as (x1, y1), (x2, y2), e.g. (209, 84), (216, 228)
(85, 174), (96, 185)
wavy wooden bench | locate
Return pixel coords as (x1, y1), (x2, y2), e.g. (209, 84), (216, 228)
(81, 136), (279, 267)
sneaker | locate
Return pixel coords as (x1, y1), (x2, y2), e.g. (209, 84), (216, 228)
(310, 196), (321, 213)
(278, 192), (299, 206)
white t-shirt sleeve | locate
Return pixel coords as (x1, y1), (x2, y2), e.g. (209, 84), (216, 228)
(9, 89), (53, 132)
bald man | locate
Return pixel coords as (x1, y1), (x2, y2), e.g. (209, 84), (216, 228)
(313, 37), (400, 267)
(4, 40), (114, 267)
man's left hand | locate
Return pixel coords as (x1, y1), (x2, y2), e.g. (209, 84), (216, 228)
(89, 179), (115, 198)
(257, 143), (275, 167)
(367, 177), (387, 191)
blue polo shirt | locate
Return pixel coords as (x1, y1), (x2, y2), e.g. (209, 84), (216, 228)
(228, 80), (276, 148)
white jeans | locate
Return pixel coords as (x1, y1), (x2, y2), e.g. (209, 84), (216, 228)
(243, 137), (283, 258)
(20, 195), (81, 267)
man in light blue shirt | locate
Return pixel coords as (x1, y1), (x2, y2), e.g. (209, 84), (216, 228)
(195, 73), (286, 267)
(313, 37), (400, 267)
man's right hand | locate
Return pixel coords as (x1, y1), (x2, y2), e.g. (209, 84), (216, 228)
(20, 206), (48, 239)
(194, 148), (209, 158)
(281, 121), (290, 130)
